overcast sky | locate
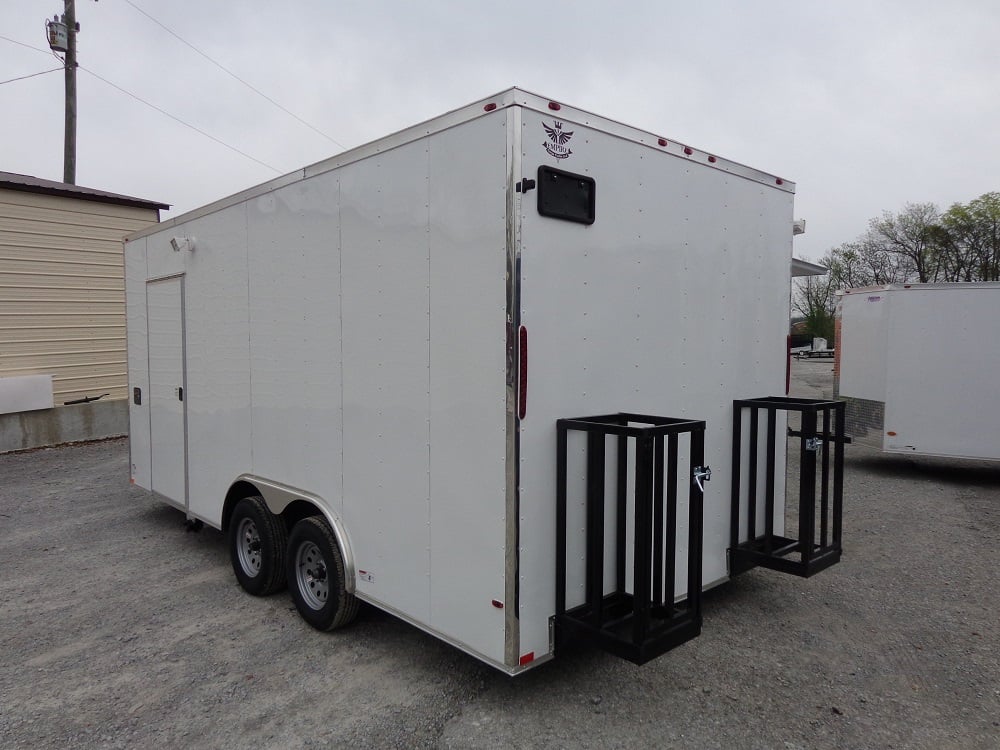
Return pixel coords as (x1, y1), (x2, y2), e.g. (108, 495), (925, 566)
(2, 0), (998, 261)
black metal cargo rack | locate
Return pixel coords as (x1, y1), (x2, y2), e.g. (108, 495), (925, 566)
(555, 413), (707, 665)
(729, 397), (844, 578)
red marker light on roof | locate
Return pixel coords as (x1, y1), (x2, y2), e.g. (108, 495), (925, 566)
(708, 155), (717, 163)
(776, 178), (784, 185)
(548, 101), (561, 111)
(684, 147), (693, 155)
(484, 102), (497, 112)
(658, 138), (668, 147)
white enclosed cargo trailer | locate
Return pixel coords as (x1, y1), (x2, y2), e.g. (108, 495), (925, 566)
(835, 282), (1000, 461)
(125, 88), (843, 674)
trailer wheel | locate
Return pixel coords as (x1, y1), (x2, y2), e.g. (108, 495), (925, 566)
(229, 496), (288, 596)
(286, 516), (358, 631)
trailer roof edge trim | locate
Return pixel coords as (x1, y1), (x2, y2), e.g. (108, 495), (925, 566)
(837, 281), (1000, 296)
(126, 87), (794, 242)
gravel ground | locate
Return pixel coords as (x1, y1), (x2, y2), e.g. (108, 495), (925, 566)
(1, 358), (998, 749)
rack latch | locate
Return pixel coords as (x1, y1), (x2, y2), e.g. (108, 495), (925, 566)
(693, 466), (712, 493)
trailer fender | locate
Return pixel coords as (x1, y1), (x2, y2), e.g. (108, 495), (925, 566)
(229, 475), (357, 593)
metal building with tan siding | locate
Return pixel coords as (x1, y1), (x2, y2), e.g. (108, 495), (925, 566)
(0, 172), (167, 451)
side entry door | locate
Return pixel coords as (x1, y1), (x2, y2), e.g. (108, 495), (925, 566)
(146, 276), (187, 509)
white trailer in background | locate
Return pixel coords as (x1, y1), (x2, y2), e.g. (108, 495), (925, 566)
(835, 282), (1000, 461)
(125, 88), (842, 674)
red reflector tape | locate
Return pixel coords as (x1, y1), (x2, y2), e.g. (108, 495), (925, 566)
(518, 325), (528, 420)
(519, 652), (535, 666)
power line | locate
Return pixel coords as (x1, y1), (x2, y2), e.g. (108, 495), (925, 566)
(79, 65), (282, 174)
(2, 33), (282, 175)
(0, 33), (55, 56)
(0, 66), (64, 86)
(0, 34), (69, 68)
(123, 0), (348, 150)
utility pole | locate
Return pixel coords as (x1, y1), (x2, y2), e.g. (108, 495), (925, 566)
(63, 0), (77, 185)
(46, 1), (82, 184)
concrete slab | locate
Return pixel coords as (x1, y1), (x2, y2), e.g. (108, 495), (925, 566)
(0, 399), (128, 453)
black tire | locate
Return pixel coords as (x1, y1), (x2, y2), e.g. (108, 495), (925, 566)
(286, 516), (359, 631)
(228, 495), (288, 596)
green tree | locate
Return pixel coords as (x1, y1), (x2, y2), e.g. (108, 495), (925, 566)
(937, 192), (1000, 281)
(793, 265), (835, 342)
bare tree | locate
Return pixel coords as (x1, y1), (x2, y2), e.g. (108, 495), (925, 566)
(826, 243), (872, 289)
(824, 235), (908, 291)
(867, 202), (941, 282)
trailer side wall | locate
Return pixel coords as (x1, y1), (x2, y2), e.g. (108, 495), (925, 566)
(127, 111), (512, 666)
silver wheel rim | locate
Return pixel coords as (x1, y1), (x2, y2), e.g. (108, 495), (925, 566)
(236, 517), (262, 578)
(295, 541), (329, 610)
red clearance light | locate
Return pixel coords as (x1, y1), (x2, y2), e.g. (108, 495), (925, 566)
(708, 155), (717, 163)
(658, 138), (668, 147)
(484, 102), (497, 112)
(887, 431), (897, 436)
(904, 284), (912, 288)
(518, 325), (528, 420)
(491, 599), (504, 609)
(519, 652), (535, 666)
(548, 101), (561, 111)
(683, 147), (693, 155)
(776, 178), (784, 185)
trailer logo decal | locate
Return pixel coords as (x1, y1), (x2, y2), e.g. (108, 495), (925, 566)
(543, 121), (574, 159)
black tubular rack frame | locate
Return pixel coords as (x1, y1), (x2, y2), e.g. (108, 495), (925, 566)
(556, 413), (706, 665)
(729, 397), (844, 578)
